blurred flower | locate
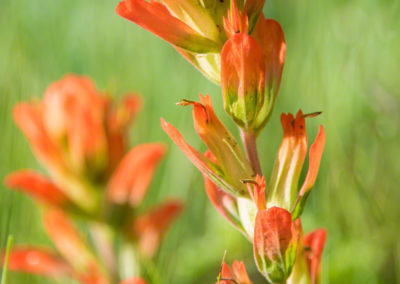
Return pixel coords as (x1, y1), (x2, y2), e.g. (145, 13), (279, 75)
(4, 209), (110, 284)
(161, 94), (254, 197)
(219, 260), (253, 284)
(116, 0), (268, 84)
(5, 74), (183, 272)
(304, 229), (327, 284)
(266, 110), (325, 218)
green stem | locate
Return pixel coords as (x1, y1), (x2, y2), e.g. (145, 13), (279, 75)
(1, 236), (13, 284)
(240, 129), (262, 176)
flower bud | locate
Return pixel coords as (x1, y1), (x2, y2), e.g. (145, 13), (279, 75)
(253, 207), (298, 283)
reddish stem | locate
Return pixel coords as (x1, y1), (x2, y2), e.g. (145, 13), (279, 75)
(240, 129), (262, 176)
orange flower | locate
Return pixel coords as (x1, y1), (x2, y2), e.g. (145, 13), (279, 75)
(219, 260), (253, 284)
(116, 0), (267, 83)
(304, 229), (327, 284)
(4, 209), (111, 284)
(161, 94), (254, 197)
(266, 110), (325, 218)
(221, 4), (285, 133)
(253, 207), (299, 283)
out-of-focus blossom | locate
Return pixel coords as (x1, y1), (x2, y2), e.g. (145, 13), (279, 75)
(266, 110), (325, 218)
(219, 260), (253, 284)
(130, 200), (183, 258)
(161, 94), (254, 197)
(4, 209), (110, 284)
(304, 229), (327, 284)
(9, 74), (142, 212)
(116, 0), (272, 84)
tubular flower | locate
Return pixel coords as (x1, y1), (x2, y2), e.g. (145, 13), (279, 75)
(219, 260), (253, 284)
(253, 207), (299, 283)
(116, 0), (267, 83)
(5, 74), (183, 266)
(221, 4), (285, 133)
(266, 110), (326, 218)
(161, 94), (254, 197)
(304, 229), (327, 284)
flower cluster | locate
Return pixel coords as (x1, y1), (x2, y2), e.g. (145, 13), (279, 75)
(3, 75), (183, 283)
(117, 0), (328, 282)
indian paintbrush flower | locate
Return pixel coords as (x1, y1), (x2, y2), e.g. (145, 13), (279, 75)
(161, 94), (255, 197)
(4, 74), (183, 280)
(219, 260), (253, 284)
(221, 0), (285, 134)
(116, 0), (268, 84)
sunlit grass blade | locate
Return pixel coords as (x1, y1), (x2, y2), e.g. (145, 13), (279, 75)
(1, 235), (13, 284)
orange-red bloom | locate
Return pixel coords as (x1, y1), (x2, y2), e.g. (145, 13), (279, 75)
(161, 94), (254, 197)
(304, 229), (327, 284)
(116, 0), (268, 83)
(253, 207), (299, 283)
(266, 110), (325, 218)
(221, 3), (285, 133)
(219, 260), (253, 284)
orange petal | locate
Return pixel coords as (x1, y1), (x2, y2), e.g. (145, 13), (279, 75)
(292, 126), (325, 219)
(253, 17), (286, 93)
(119, 278), (147, 284)
(5, 247), (72, 278)
(4, 170), (69, 206)
(133, 200), (183, 258)
(107, 94), (143, 170)
(266, 111), (308, 211)
(116, 0), (219, 53)
(221, 32), (266, 130)
(42, 74), (108, 171)
(304, 229), (327, 284)
(43, 209), (107, 281)
(232, 260), (253, 284)
(299, 126), (326, 196)
(107, 143), (166, 206)
(219, 262), (234, 284)
(13, 103), (64, 171)
(161, 117), (243, 196)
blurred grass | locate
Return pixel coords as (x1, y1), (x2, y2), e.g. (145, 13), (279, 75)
(0, 0), (400, 283)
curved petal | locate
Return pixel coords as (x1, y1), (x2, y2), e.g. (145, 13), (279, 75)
(13, 103), (64, 171)
(116, 0), (220, 53)
(292, 126), (325, 219)
(304, 229), (327, 284)
(4, 170), (69, 206)
(232, 260), (253, 284)
(43, 209), (109, 283)
(5, 247), (72, 278)
(132, 200), (183, 258)
(107, 94), (143, 170)
(107, 143), (166, 206)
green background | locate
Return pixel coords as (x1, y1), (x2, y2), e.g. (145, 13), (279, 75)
(1, 0), (400, 283)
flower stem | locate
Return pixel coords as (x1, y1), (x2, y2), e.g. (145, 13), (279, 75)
(240, 129), (262, 176)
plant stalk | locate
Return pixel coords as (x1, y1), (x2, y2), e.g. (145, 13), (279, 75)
(240, 129), (262, 176)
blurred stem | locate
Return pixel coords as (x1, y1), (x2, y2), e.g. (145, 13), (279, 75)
(240, 129), (262, 176)
(119, 242), (142, 280)
(1, 236), (13, 284)
(90, 223), (117, 281)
